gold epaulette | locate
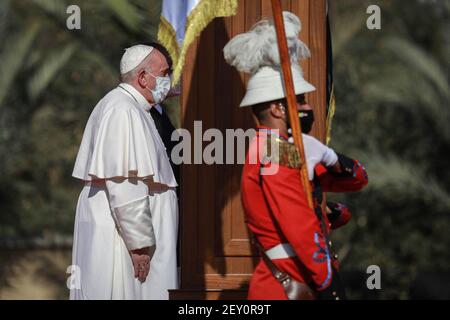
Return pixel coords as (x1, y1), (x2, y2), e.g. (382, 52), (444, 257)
(264, 135), (302, 169)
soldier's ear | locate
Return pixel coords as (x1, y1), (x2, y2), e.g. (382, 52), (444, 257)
(269, 102), (285, 119)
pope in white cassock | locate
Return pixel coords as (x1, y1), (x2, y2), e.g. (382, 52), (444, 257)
(70, 44), (178, 300)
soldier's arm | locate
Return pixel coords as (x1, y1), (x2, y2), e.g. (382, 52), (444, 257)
(316, 153), (369, 192)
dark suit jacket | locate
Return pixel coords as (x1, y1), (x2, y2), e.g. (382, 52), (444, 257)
(149, 107), (180, 186)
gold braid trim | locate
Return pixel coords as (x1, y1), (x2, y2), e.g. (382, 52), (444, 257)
(157, 0), (238, 86)
(265, 136), (302, 169)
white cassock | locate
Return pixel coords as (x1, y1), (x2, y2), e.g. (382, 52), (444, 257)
(70, 83), (178, 300)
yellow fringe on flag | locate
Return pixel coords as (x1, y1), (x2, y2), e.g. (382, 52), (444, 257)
(158, 15), (180, 79)
(158, 0), (238, 86)
(326, 85), (336, 146)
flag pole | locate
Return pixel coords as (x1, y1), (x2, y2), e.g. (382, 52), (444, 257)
(271, 0), (314, 208)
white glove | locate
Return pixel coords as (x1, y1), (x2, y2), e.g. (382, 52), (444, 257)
(302, 134), (338, 180)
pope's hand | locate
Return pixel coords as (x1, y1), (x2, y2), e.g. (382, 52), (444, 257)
(130, 247), (153, 283)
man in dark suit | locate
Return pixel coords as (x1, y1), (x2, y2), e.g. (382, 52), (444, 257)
(149, 103), (180, 186)
(145, 42), (181, 270)
(144, 42), (180, 187)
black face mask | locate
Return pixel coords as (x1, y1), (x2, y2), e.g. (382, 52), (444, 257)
(298, 110), (314, 134)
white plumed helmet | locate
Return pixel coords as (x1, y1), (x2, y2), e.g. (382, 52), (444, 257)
(223, 11), (315, 107)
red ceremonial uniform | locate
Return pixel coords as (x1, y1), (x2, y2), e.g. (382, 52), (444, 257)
(241, 128), (368, 300)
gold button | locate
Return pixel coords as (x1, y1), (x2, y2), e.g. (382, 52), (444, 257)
(332, 291), (337, 296)
(334, 254), (339, 259)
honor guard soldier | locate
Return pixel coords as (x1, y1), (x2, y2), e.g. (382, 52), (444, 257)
(224, 12), (368, 300)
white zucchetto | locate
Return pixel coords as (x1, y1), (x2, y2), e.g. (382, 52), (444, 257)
(120, 45), (154, 75)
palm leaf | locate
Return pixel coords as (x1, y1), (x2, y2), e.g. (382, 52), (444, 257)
(0, 0), (11, 42)
(102, 0), (145, 33)
(27, 43), (78, 101)
(384, 36), (449, 99)
(363, 153), (450, 210)
(79, 48), (118, 79)
(0, 22), (41, 108)
(362, 62), (450, 140)
(332, 15), (366, 56)
(31, 0), (68, 21)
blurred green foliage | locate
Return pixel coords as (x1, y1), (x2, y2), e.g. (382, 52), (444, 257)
(0, 0), (448, 299)
(328, 0), (449, 299)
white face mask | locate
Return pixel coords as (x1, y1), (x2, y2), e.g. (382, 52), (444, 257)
(146, 71), (171, 104)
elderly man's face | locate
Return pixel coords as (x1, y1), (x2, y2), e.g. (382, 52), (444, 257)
(149, 49), (170, 76)
(142, 49), (171, 90)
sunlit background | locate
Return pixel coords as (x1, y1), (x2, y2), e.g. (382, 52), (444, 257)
(0, 0), (448, 299)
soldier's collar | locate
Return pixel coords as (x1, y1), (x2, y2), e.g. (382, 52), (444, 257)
(257, 126), (290, 141)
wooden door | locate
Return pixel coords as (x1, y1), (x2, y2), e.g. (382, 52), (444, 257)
(170, 0), (327, 300)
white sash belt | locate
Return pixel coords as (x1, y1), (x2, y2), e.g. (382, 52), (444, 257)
(265, 243), (296, 260)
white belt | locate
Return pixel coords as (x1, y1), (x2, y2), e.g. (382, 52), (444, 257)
(265, 243), (296, 259)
